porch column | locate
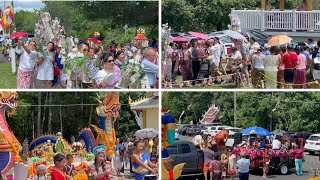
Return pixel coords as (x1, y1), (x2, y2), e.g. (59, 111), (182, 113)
(280, 0), (285, 11)
(307, 0), (313, 11)
(261, 0), (266, 10)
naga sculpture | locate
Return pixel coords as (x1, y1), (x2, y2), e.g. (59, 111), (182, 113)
(91, 92), (121, 156)
(0, 91), (21, 174)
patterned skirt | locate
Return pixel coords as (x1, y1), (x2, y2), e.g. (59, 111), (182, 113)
(17, 69), (34, 89)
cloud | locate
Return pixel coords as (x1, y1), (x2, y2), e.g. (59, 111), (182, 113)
(4, 0), (45, 12)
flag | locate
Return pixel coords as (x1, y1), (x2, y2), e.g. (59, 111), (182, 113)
(2, 1), (14, 29)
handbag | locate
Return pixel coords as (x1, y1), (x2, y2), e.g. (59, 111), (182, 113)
(229, 169), (237, 175)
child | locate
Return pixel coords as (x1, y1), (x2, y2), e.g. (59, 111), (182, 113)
(221, 149), (228, 180)
(228, 149), (237, 180)
(64, 154), (75, 177)
(209, 154), (222, 180)
(29, 164), (47, 180)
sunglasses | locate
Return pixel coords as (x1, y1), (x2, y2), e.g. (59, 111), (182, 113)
(107, 59), (114, 63)
(83, 49), (88, 52)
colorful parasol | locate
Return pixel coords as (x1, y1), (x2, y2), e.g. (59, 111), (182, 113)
(10, 32), (28, 38)
(188, 31), (210, 40)
(87, 38), (101, 44)
(267, 35), (292, 46)
(170, 36), (189, 42)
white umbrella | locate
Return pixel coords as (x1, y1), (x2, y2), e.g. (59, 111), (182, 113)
(223, 30), (246, 41)
(135, 128), (158, 138)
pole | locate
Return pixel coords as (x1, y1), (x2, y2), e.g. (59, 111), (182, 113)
(234, 92), (237, 127)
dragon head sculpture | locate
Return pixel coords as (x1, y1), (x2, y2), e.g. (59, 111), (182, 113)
(0, 91), (18, 116)
(96, 92), (121, 118)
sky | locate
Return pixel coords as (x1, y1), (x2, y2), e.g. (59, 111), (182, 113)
(2, 0), (45, 12)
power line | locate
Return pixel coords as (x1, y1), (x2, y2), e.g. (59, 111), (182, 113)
(17, 104), (129, 107)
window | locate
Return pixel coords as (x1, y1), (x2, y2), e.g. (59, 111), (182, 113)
(308, 136), (320, 141)
(218, 127), (224, 130)
(181, 144), (191, 154)
(167, 145), (178, 155)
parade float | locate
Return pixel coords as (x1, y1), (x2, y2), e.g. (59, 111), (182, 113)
(0, 92), (21, 175)
(91, 92), (121, 156)
(161, 109), (185, 180)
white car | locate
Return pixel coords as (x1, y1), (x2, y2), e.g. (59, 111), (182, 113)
(175, 131), (179, 140)
(224, 127), (243, 134)
(201, 126), (214, 135)
(304, 134), (320, 154)
(208, 126), (230, 136)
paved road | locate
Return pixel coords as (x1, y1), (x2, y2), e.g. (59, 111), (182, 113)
(177, 135), (320, 180)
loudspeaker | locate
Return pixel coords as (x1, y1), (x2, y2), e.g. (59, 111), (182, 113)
(234, 132), (242, 145)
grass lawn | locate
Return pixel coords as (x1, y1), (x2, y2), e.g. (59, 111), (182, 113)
(0, 62), (16, 88)
(175, 75), (238, 89)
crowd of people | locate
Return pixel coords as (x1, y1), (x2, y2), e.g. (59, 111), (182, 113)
(164, 35), (320, 89)
(3, 136), (159, 180)
(11, 37), (159, 89)
(192, 130), (306, 180)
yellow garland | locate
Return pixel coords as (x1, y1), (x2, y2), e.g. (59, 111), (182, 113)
(103, 128), (116, 156)
(2, 132), (21, 162)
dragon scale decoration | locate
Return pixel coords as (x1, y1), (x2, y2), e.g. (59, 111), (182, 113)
(91, 92), (121, 156)
(0, 92), (21, 174)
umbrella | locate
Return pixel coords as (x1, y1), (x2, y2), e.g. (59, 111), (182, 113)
(170, 36), (189, 42)
(188, 31), (210, 40)
(267, 35), (292, 46)
(135, 128), (158, 138)
(223, 30), (246, 41)
(134, 35), (148, 41)
(272, 129), (289, 136)
(10, 32), (28, 38)
(87, 38), (101, 44)
(241, 126), (272, 136)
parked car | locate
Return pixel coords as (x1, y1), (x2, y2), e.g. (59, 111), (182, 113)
(186, 125), (204, 136)
(289, 131), (312, 144)
(226, 132), (249, 148)
(208, 125), (230, 136)
(304, 134), (320, 155)
(201, 126), (214, 135)
(224, 127), (243, 133)
(177, 124), (192, 136)
(175, 131), (179, 140)
(241, 29), (271, 46)
(167, 140), (204, 178)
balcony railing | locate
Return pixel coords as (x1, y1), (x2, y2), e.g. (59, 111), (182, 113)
(231, 9), (320, 31)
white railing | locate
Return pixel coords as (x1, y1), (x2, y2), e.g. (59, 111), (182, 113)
(231, 9), (320, 31)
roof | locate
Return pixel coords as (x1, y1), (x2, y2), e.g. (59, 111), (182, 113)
(200, 105), (220, 124)
(129, 96), (159, 110)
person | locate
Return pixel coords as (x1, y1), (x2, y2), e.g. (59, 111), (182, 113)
(272, 136), (282, 150)
(37, 42), (55, 88)
(141, 47), (159, 88)
(131, 140), (157, 180)
(264, 46), (280, 89)
(237, 151), (250, 180)
(250, 46), (265, 88)
(262, 44), (271, 56)
(209, 38), (222, 83)
(214, 129), (229, 151)
(113, 138), (124, 176)
(295, 46), (307, 88)
(82, 47), (98, 88)
(51, 153), (72, 180)
(64, 154), (75, 177)
(311, 46), (320, 83)
(150, 136), (159, 164)
(123, 137), (130, 169)
(292, 143), (304, 176)
(0, 173), (6, 180)
(192, 132), (203, 148)
(238, 39), (250, 86)
(150, 39), (158, 49)
(29, 164), (47, 180)
(262, 149), (270, 178)
(16, 39), (38, 89)
(89, 145), (112, 180)
(228, 149), (237, 180)
(221, 149), (228, 180)
(126, 141), (135, 177)
(114, 50), (126, 70)
(96, 53), (121, 89)
(201, 143), (215, 180)
(179, 43), (193, 82)
(53, 45), (63, 87)
(209, 154), (222, 180)
(282, 45), (298, 89)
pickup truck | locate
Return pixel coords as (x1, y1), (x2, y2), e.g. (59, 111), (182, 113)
(167, 140), (205, 179)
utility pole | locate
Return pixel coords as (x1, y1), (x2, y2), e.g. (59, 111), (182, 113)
(234, 92), (237, 127)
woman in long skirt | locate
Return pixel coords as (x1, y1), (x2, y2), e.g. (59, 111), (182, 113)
(264, 46), (280, 89)
(295, 46), (307, 88)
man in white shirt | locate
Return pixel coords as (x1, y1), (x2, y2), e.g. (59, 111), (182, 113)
(209, 38), (222, 83)
(15, 39), (38, 89)
(272, 136), (282, 150)
(192, 132), (203, 147)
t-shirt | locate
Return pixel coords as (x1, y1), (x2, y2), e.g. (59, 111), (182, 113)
(282, 52), (298, 69)
(297, 54), (307, 69)
(231, 51), (242, 62)
(192, 135), (202, 146)
(293, 149), (303, 159)
(210, 44), (221, 66)
(272, 139), (281, 149)
(202, 148), (215, 163)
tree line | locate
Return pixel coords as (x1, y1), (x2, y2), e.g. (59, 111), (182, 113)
(162, 92), (320, 133)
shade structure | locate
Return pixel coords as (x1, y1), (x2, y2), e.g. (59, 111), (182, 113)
(134, 35), (148, 41)
(10, 32), (28, 38)
(87, 38), (101, 44)
(188, 31), (210, 40)
(135, 128), (158, 138)
(170, 36), (189, 42)
(223, 30), (246, 41)
(241, 126), (272, 136)
(267, 35), (292, 46)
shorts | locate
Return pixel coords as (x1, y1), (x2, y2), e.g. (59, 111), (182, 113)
(204, 162), (209, 173)
(284, 69), (295, 83)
